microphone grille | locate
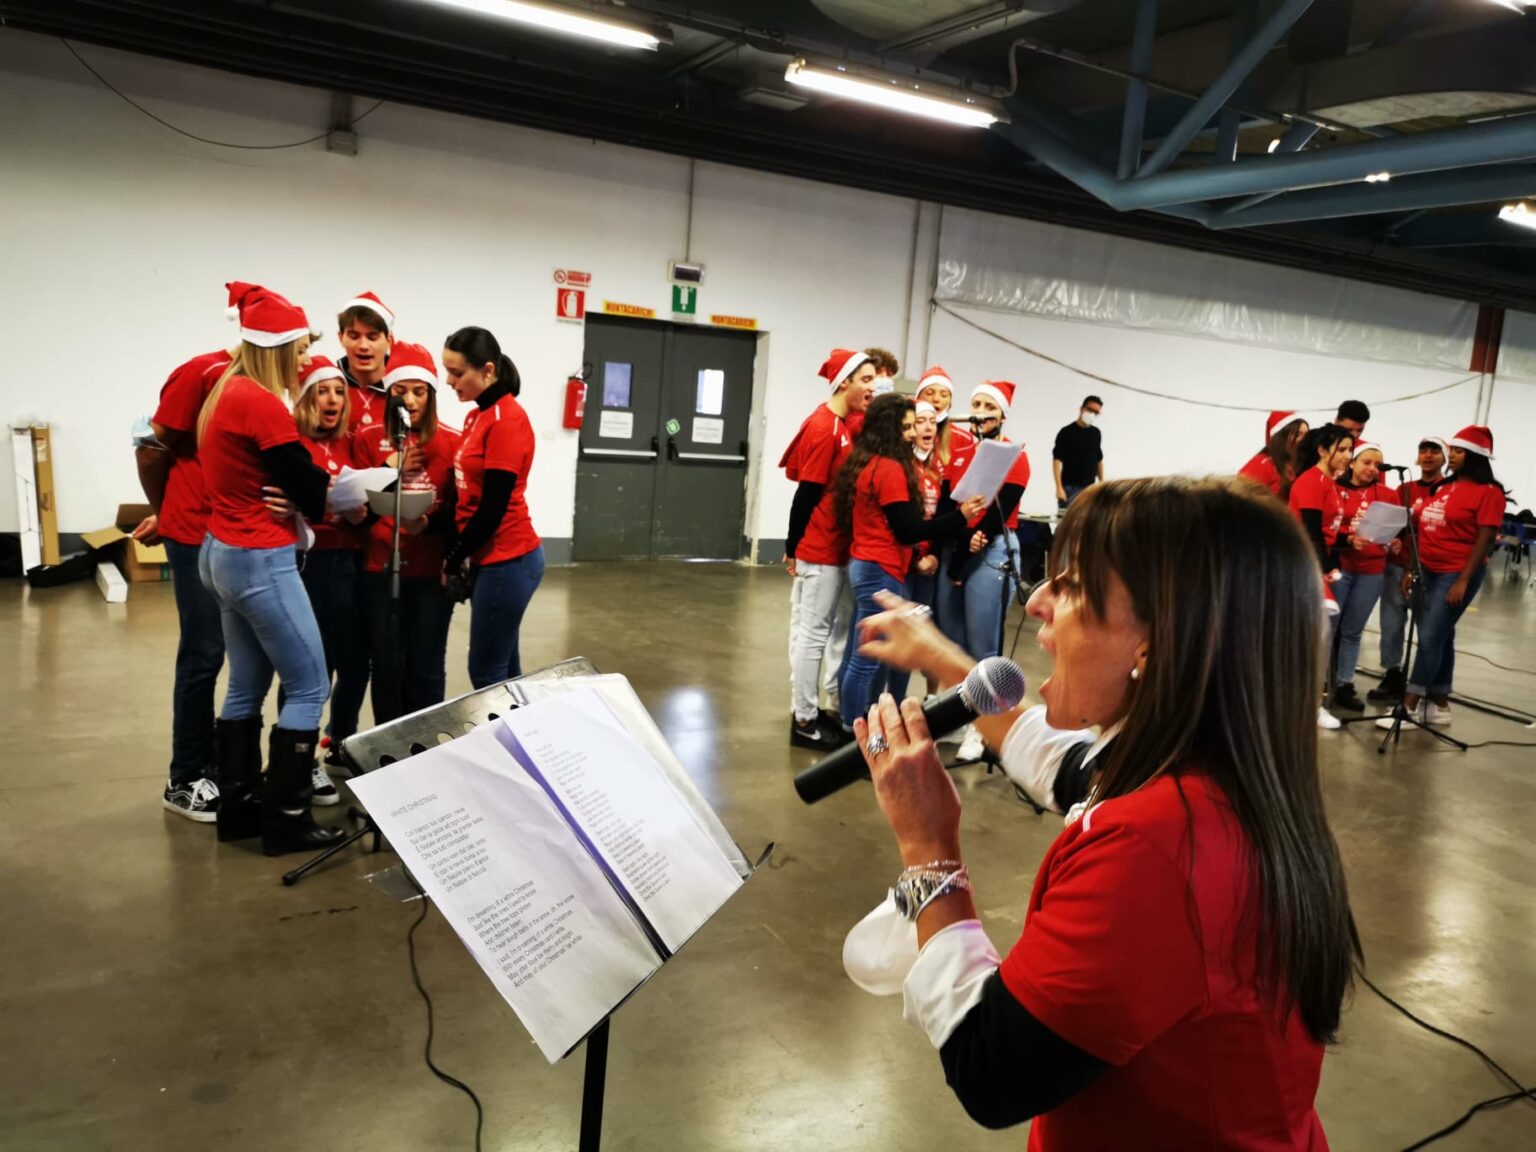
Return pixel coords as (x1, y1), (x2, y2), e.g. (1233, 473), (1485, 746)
(961, 657), (1026, 715)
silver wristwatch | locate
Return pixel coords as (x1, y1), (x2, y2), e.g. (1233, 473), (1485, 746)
(893, 868), (970, 921)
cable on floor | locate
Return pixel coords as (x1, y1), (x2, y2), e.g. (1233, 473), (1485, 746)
(1357, 967), (1536, 1150)
(62, 39), (385, 148)
(406, 875), (486, 1152)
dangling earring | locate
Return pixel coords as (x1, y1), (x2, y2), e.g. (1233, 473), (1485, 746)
(1129, 667), (1141, 682)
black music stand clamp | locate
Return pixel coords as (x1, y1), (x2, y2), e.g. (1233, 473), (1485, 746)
(1337, 466), (1467, 754)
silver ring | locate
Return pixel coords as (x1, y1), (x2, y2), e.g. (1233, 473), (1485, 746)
(901, 604), (932, 620)
(866, 735), (889, 757)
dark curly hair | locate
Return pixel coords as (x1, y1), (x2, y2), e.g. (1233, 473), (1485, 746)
(834, 392), (919, 533)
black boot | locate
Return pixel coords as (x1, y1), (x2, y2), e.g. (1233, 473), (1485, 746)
(215, 717), (264, 843)
(262, 727), (346, 857)
(1368, 667), (1406, 703)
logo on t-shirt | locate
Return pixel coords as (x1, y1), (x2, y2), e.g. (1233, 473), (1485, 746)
(1420, 493), (1450, 534)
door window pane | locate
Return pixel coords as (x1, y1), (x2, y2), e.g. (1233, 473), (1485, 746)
(695, 369), (725, 416)
(602, 362), (632, 409)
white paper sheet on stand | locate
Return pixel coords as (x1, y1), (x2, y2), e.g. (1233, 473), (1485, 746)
(949, 439), (1024, 504)
(367, 488), (434, 520)
(1354, 501), (1408, 545)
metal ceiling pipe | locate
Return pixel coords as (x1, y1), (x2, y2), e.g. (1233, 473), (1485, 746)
(1206, 164), (1536, 228)
(1225, 123), (1321, 212)
(1116, 0), (1158, 180)
(1137, 0), (1316, 177)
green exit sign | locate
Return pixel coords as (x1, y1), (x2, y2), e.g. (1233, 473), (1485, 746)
(672, 284), (697, 316)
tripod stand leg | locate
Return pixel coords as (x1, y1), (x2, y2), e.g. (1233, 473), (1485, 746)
(579, 1019), (611, 1152)
(281, 822), (374, 886)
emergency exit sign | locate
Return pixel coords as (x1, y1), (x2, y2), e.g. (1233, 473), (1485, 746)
(672, 284), (698, 317)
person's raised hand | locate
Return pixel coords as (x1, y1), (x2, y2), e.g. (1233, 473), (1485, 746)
(856, 589), (970, 682)
(856, 693), (961, 865)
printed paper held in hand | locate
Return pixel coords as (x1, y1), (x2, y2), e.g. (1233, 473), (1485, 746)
(1354, 501), (1408, 545)
(349, 681), (747, 1063)
(328, 466), (397, 513)
(950, 439), (1024, 504)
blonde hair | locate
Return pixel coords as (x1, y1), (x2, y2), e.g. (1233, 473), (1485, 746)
(293, 378), (352, 440)
(197, 342), (302, 444)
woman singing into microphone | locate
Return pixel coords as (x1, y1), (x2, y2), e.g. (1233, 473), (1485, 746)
(847, 476), (1358, 1151)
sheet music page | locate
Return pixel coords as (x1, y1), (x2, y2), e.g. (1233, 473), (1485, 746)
(1355, 501), (1408, 544)
(949, 439), (1024, 503)
(350, 723), (660, 1063)
(500, 687), (745, 954)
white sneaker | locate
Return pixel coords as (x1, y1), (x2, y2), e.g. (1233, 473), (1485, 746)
(1375, 704), (1425, 730)
(1316, 707), (1341, 730)
(311, 763), (340, 806)
(1425, 702), (1452, 727)
(955, 725), (986, 762)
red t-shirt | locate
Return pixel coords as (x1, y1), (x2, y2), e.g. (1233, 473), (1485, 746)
(1000, 772), (1328, 1152)
(300, 433), (364, 552)
(1288, 468), (1344, 547)
(850, 457), (915, 582)
(1338, 481), (1399, 575)
(913, 454), (943, 564)
(454, 393), (540, 565)
(201, 377), (305, 549)
(1415, 479), (1505, 573)
(356, 426), (461, 576)
(151, 350), (233, 545)
(945, 435), (1032, 530)
(346, 383), (388, 434)
(780, 403), (854, 566)
(1239, 449), (1283, 497)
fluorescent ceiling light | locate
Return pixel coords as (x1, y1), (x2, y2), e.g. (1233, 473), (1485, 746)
(1364, 171), (1392, 183)
(1499, 202), (1536, 231)
(1267, 138), (1280, 154)
(422, 0), (663, 50)
(1484, 0), (1532, 11)
(784, 58), (1001, 129)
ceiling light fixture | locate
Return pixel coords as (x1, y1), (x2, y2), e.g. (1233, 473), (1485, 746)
(784, 58), (1002, 129)
(421, 0), (665, 50)
(1498, 202), (1536, 231)
(1267, 139), (1280, 154)
(1364, 171), (1392, 183)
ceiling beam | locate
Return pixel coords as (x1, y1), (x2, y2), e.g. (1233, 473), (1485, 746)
(877, 1), (1070, 58)
(1207, 166), (1536, 229)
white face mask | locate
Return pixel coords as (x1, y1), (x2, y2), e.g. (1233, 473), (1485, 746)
(1080, 410), (1098, 427)
(872, 376), (895, 396)
(914, 446), (931, 461)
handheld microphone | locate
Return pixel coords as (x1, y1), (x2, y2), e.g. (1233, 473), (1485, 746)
(385, 393), (410, 443)
(794, 657), (1027, 804)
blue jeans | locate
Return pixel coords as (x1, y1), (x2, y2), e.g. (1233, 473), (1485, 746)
(298, 549), (370, 742)
(364, 572), (455, 722)
(936, 533), (1016, 661)
(164, 538), (227, 785)
(1332, 569), (1384, 688)
(1407, 567), (1486, 697)
(1379, 562), (1407, 669)
(1057, 485), (1085, 511)
(468, 546), (546, 689)
(839, 560), (908, 729)
(199, 537), (329, 730)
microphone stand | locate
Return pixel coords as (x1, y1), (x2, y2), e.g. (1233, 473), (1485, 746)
(1339, 464), (1466, 753)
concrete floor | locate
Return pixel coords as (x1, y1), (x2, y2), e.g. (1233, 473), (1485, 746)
(2, 561), (1534, 1151)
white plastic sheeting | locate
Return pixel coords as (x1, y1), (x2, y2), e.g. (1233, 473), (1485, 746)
(936, 208), (1478, 372)
(1497, 309), (1536, 382)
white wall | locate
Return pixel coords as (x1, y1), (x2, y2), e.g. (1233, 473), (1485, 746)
(0, 27), (1499, 549)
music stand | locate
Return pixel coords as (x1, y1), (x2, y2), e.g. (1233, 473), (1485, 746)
(1338, 467), (1467, 754)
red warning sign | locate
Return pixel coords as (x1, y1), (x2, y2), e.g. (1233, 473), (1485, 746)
(556, 287), (586, 322)
(553, 269), (592, 287)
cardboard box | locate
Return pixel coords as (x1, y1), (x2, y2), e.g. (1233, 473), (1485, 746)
(31, 425), (61, 566)
(82, 503), (171, 584)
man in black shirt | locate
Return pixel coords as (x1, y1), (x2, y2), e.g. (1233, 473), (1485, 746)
(1052, 395), (1104, 510)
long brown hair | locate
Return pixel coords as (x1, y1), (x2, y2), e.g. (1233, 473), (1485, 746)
(197, 341), (303, 444)
(293, 380), (352, 440)
(1052, 476), (1358, 1043)
(834, 393), (919, 533)
(1265, 421), (1308, 499)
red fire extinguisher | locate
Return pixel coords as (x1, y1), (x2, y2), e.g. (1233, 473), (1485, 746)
(562, 372), (587, 430)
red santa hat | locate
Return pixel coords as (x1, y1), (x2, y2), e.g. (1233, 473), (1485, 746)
(915, 399), (938, 420)
(818, 348), (872, 391)
(381, 341), (439, 389)
(1419, 435), (1448, 456)
(300, 355), (345, 393)
(225, 282), (310, 348)
(1350, 439), (1381, 459)
(1266, 410), (1305, 441)
(1447, 425), (1494, 459)
(340, 290), (396, 333)
(971, 379), (1017, 417)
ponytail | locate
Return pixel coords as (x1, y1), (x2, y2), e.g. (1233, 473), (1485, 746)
(445, 326), (520, 396)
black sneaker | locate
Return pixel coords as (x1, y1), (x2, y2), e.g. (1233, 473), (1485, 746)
(791, 717), (842, 750)
(1367, 668), (1405, 703)
(163, 777), (220, 823)
(1331, 684), (1366, 713)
